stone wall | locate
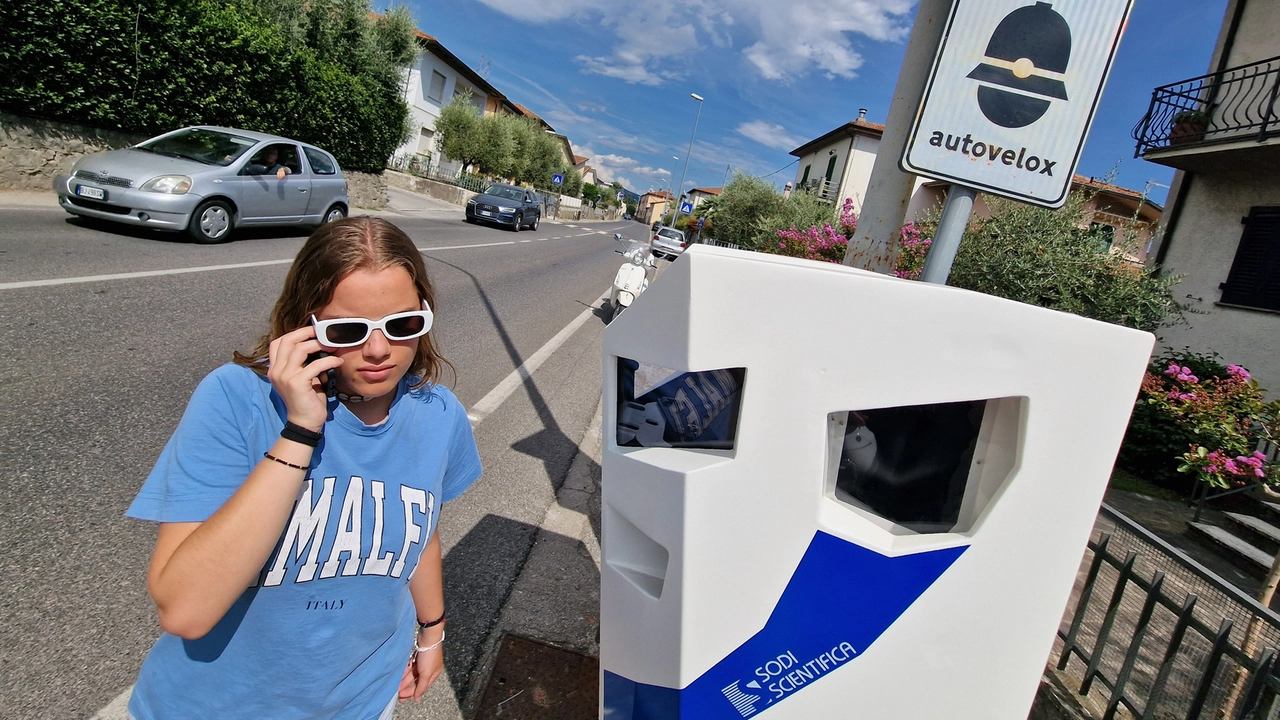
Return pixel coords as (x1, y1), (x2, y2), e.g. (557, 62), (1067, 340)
(0, 112), (391, 210)
(0, 113), (142, 190)
(384, 169), (470, 207)
(344, 170), (387, 210)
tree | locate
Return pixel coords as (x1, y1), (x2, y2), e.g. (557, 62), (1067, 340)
(941, 191), (1182, 332)
(560, 168), (582, 197)
(699, 172), (786, 249)
(436, 94), (484, 170)
(581, 183), (601, 207)
(473, 112), (514, 177)
(1, 0), (414, 172)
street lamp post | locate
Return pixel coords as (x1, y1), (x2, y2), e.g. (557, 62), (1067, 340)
(667, 93), (703, 236)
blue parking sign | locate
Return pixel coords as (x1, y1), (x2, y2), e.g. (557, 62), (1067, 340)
(553, 174), (564, 186)
(680, 201), (694, 214)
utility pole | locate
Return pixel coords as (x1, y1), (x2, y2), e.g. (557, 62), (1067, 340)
(668, 94), (704, 233)
(842, 0), (952, 274)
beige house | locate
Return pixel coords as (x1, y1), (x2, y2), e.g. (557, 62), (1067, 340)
(637, 190), (674, 226)
(909, 175), (1163, 264)
(1137, 0), (1280, 396)
(573, 155), (599, 186)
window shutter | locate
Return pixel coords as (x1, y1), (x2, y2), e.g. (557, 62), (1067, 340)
(1221, 206), (1280, 311)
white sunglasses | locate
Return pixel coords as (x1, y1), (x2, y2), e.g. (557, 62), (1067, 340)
(311, 301), (434, 348)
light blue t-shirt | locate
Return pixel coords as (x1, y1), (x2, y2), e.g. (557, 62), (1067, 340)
(126, 363), (481, 720)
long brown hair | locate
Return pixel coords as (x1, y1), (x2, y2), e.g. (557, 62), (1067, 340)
(233, 216), (452, 388)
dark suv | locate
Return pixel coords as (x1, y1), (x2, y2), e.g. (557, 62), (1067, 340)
(465, 183), (541, 231)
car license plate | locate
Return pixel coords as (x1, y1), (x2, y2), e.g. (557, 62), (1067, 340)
(479, 210), (492, 217)
(76, 185), (106, 200)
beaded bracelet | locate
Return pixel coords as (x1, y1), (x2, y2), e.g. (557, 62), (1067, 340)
(263, 452), (308, 470)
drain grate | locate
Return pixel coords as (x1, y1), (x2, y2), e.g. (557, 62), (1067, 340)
(474, 635), (598, 719)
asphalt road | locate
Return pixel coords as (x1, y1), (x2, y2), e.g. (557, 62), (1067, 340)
(0, 202), (645, 720)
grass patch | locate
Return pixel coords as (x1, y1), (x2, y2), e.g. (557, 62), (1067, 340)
(1109, 466), (1186, 502)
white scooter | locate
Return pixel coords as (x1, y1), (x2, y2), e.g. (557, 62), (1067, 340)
(609, 233), (656, 322)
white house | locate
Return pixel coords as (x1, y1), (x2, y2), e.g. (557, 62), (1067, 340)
(788, 109), (914, 214)
(394, 29), (518, 170)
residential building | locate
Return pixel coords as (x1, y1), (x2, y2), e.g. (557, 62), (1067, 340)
(688, 187), (721, 211)
(908, 175), (1163, 263)
(573, 155), (599, 186)
(394, 30), (520, 170)
(550, 134), (575, 172)
(788, 109), (888, 213)
(1136, 0), (1280, 396)
(637, 190), (674, 225)
(790, 116), (1163, 263)
(512, 104), (554, 132)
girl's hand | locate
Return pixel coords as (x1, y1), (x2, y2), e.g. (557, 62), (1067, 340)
(266, 326), (342, 432)
(398, 645), (444, 702)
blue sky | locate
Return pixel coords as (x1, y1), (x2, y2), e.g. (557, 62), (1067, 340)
(403, 0), (1227, 205)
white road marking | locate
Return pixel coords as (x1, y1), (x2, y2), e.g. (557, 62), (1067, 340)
(0, 238), (587, 290)
(519, 239), (532, 243)
(466, 287), (610, 426)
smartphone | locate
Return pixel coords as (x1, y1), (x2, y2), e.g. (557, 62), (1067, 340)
(305, 351), (337, 397)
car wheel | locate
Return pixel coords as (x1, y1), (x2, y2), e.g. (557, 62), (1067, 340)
(610, 303), (622, 322)
(529, 214), (539, 231)
(512, 213), (522, 232)
(189, 199), (234, 244)
(322, 203), (347, 225)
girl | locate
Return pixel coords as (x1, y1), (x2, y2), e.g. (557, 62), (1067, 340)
(126, 217), (481, 719)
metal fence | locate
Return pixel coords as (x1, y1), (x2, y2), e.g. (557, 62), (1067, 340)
(1054, 504), (1280, 719)
(1132, 54), (1280, 156)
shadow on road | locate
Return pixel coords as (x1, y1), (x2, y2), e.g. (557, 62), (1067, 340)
(65, 216), (312, 244)
(424, 254), (604, 711)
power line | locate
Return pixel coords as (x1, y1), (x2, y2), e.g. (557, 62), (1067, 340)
(762, 157), (799, 179)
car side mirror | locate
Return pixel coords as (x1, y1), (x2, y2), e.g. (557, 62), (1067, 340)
(241, 163), (268, 176)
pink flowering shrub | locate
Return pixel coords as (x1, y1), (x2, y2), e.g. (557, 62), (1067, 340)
(771, 198), (934, 275)
(1137, 358), (1280, 490)
(894, 222), (933, 280)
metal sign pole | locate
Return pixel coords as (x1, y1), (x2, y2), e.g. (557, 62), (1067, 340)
(919, 184), (977, 284)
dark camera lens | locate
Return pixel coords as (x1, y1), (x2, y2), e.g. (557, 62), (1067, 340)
(385, 315), (425, 339)
(326, 322), (369, 345)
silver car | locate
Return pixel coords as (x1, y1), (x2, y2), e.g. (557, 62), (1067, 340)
(53, 126), (350, 243)
(651, 226), (687, 259)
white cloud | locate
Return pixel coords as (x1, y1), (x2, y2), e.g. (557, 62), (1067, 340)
(735, 120), (806, 151)
(473, 0), (596, 22)
(478, 0), (913, 83)
(744, 0), (913, 80)
(574, 145), (672, 189)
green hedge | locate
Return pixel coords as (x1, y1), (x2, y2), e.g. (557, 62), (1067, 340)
(0, 0), (407, 172)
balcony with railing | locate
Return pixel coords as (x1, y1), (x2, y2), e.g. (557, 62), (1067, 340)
(1132, 54), (1280, 172)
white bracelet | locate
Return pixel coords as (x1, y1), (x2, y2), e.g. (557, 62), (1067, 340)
(413, 628), (445, 655)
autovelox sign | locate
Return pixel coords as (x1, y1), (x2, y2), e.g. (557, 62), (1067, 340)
(901, 0), (1134, 208)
